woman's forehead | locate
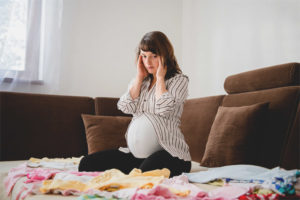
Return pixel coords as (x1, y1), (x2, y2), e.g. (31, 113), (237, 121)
(140, 50), (156, 55)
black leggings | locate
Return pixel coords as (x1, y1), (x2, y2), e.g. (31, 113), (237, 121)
(78, 149), (191, 177)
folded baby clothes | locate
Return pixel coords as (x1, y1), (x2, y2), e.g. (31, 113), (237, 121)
(27, 156), (83, 170)
(185, 164), (300, 195)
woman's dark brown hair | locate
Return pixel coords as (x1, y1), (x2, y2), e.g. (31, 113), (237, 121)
(136, 31), (182, 80)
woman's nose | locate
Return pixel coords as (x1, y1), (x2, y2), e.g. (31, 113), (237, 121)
(145, 58), (152, 64)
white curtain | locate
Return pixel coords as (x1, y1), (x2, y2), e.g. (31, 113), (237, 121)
(0, 0), (63, 93)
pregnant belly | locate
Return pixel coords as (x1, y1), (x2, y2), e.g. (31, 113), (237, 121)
(127, 114), (163, 158)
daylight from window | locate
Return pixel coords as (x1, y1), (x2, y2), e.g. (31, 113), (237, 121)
(0, 0), (27, 71)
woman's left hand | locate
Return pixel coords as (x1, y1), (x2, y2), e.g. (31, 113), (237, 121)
(156, 57), (167, 80)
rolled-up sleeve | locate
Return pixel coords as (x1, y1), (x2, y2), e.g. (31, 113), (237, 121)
(155, 74), (189, 116)
(117, 78), (140, 114)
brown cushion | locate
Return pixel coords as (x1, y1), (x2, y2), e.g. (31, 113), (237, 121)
(201, 102), (269, 167)
(180, 95), (225, 163)
(81, 114), (132, 154)
(221, 87), (299, 169)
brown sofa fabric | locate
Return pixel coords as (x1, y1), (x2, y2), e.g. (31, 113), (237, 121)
(221, 86), (300, 168)
(81, 114), (131, 154)
(201, 102), (269, 167)
(0, 62), (298, 169)
(280, 101), (300, 169)
(0, 92), (95, 161)
(180, 95), (225, 163)
(95, 97), (131, 117)
(224, 63), (300, 94)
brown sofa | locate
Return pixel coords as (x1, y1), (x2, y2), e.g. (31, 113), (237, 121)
(0, 62), (299, 199)
(0, 62), (299, 168)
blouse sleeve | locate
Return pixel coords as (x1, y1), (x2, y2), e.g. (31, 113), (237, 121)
(117, 78), (140, 114)
(155, 74), (189, 116)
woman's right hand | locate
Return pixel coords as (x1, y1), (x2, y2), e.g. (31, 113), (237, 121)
(136, 55), (148, 80)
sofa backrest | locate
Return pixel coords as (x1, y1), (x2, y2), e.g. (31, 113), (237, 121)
(179, 63), (299, 169)
(221, 62), (299, 169)
(94, 97), (131, 117)
(2, 62), (298, 169)
(0, 92), (95, 161)
(94, 63), (299, 169)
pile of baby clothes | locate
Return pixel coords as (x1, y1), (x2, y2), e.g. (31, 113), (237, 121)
(185, 164), (300, 200)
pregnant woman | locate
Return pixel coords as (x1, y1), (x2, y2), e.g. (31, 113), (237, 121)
(79, 31), (191, 177)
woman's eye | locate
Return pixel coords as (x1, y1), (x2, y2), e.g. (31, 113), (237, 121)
(153, 55), (157, 58)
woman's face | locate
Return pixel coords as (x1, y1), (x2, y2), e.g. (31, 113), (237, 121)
(140, 50), (159, 75)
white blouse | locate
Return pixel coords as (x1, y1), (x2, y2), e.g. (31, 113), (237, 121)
(117, 73), (191, 161)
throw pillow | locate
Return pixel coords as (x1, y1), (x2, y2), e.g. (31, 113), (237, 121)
(201, 102), (269, 167)
(81, 114), (132, 154)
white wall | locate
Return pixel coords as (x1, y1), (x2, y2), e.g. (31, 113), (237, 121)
(3, 0), (300, 99)
(182, 0), (300, 98)
(59, 0), (183, 97)
(0, 0), (183, 97)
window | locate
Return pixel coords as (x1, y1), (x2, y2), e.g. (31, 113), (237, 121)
(0, 0), (62, 88)
(0, 0), (28, 71)
(0, 0), (43, 84)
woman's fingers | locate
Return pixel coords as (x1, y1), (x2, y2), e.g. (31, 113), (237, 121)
(157, 56), (167, 79)
(158, 57), (162, 68)
(159, 57), (166, 69)
(137, 55), (141, 67)
(137, 55), (148, 79)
